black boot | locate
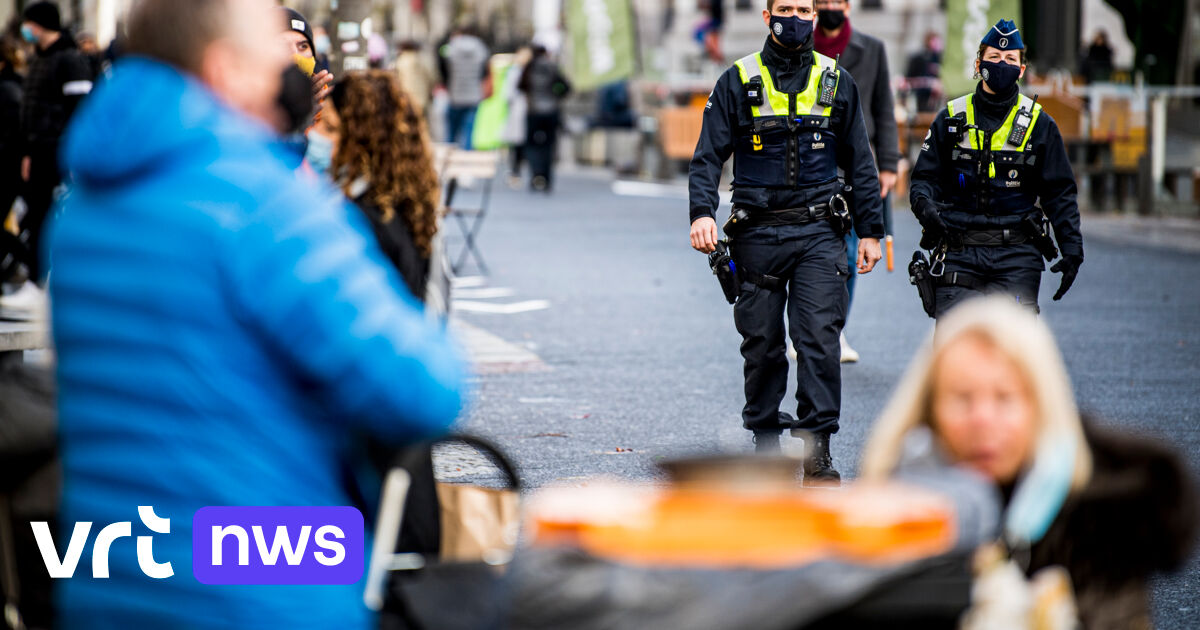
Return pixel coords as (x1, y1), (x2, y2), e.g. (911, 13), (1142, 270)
(803, 432), (840, 486)
(753, 431), (782, 454)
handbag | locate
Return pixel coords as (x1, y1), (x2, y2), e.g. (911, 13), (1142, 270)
(364, 435), (520, 630)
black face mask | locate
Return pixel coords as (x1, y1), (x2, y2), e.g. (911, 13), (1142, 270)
(979, 59), (1022, 93)
(769, 15), (814, 49)
(276, 64), (314, 135)
(817, 10), (847, 31)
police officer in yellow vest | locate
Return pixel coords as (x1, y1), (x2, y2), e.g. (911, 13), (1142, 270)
(910, 20), (1083, 319)
(689, 0), (884, 482)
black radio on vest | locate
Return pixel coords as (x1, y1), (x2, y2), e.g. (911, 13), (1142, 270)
(817, 56), (839, 108)
(1006, 94), (1039, 147)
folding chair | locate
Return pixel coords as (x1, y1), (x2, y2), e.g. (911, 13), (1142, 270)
(441, 150), (499, 276)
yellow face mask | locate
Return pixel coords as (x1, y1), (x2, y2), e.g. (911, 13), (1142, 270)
(293, 54), (316, 78)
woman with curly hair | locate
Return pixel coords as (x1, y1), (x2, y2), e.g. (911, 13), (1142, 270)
(327, 70), (441, 301)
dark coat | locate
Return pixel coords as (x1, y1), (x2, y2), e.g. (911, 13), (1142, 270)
(1028, 420), (1199, 630)
(837, 30), (901, 174)
(0, 66), (23, 166)
(352, 194), (429, 302)
(688, 36), (884, 239)
(19, 32), (94, 156)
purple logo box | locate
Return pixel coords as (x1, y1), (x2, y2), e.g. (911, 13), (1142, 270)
(193, 506), (364, 585)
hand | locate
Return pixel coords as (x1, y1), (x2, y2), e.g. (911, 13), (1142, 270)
(1050, 255), (1082, 301)
(21, 156), (31, 182)
(879, 170), (897, 198)
(311, 70), (333, 102)
(914, 197), (948, 237)
(690, 217), (719, 253)
(857, 237), (882, 274)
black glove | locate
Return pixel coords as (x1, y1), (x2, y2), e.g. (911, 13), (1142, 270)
(914, 197), (949, 238)
(1050, 255), (1082, 301)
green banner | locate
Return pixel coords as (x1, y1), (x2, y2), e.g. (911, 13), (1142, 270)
(566, 0), (636, 92)
(943, 0), (1023, 100)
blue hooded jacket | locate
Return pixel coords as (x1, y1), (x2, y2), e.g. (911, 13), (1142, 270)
(48, 58), (466, 628)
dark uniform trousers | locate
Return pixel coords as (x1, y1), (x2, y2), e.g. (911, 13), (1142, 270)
(934, 242), (1043, 318)
(732, 221), (848, 435)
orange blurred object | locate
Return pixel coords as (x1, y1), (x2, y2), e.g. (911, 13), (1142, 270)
(527, 479), (956, 570)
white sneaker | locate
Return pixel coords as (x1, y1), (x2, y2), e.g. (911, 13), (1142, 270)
(840, 332), (859, 364)
(0, 281), (48, 319)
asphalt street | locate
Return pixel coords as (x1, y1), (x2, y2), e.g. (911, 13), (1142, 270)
(446, 169), (1200, 627)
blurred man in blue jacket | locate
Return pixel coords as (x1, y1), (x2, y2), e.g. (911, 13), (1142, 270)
(46, 0), (467, 627)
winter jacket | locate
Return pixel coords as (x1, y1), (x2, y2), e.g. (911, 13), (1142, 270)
(18, 31), (93, 156)
(519, 57), (570, 116)
(347, 181), (430, 301)
(49, 57), (467, 629)
(1027, 420), (1198, 630)
(440, 34), (489, 107)
(395, 50), (433, 114)
(832, 29), (901, 174)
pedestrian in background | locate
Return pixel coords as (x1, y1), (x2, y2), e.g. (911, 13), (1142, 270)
(16, 0), (94, 286)
(501, 44), (532, 187)
(48, 0), (466, 626)
(520, 45), (570, 192)
(861, 297), (1198, 629)
(328, 70), (442, 302)
(75, 31), (104, 77)
(395, 39), (434, 116)
(813, 0), (900, 364)
(439, 24), (490, 148)
(1079, 30), (1114, 84)
(0, 37), (24, 227)
(905, 32), (943, 113)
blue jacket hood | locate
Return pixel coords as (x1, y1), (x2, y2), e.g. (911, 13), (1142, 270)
(63, 57), (272, 187)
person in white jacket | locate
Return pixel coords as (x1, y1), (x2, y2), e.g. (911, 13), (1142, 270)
(500, 45), (532, 186)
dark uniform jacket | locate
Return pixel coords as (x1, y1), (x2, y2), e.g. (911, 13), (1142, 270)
(689, 37), (884, 240)
(837, 30), (901, 174)
(909, 82), (1083, 259)
(19, 32), (94, 157)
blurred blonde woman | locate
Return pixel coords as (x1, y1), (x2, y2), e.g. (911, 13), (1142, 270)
(861, 297), (1196, 630)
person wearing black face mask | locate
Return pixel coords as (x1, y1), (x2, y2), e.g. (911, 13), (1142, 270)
(909, 19), (1083, 319)
(688, 0), (884, 482)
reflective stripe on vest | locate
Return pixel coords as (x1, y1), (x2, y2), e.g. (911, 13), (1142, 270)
(946, 93), (1043, 152)
(946, 93), (1043, 177)
(734, 51), (839, 118)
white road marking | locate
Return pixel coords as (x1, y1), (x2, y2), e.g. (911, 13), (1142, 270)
(450, 320), (545, 373)
(453, 287), (517, 299)
(453, 300), (551, 314)
(612, 180), (732, 205)
(453, 276), (488, 288)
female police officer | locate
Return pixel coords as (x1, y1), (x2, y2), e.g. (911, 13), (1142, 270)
(689, 0), (883, 480)
(909, 19), (1083, 318)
